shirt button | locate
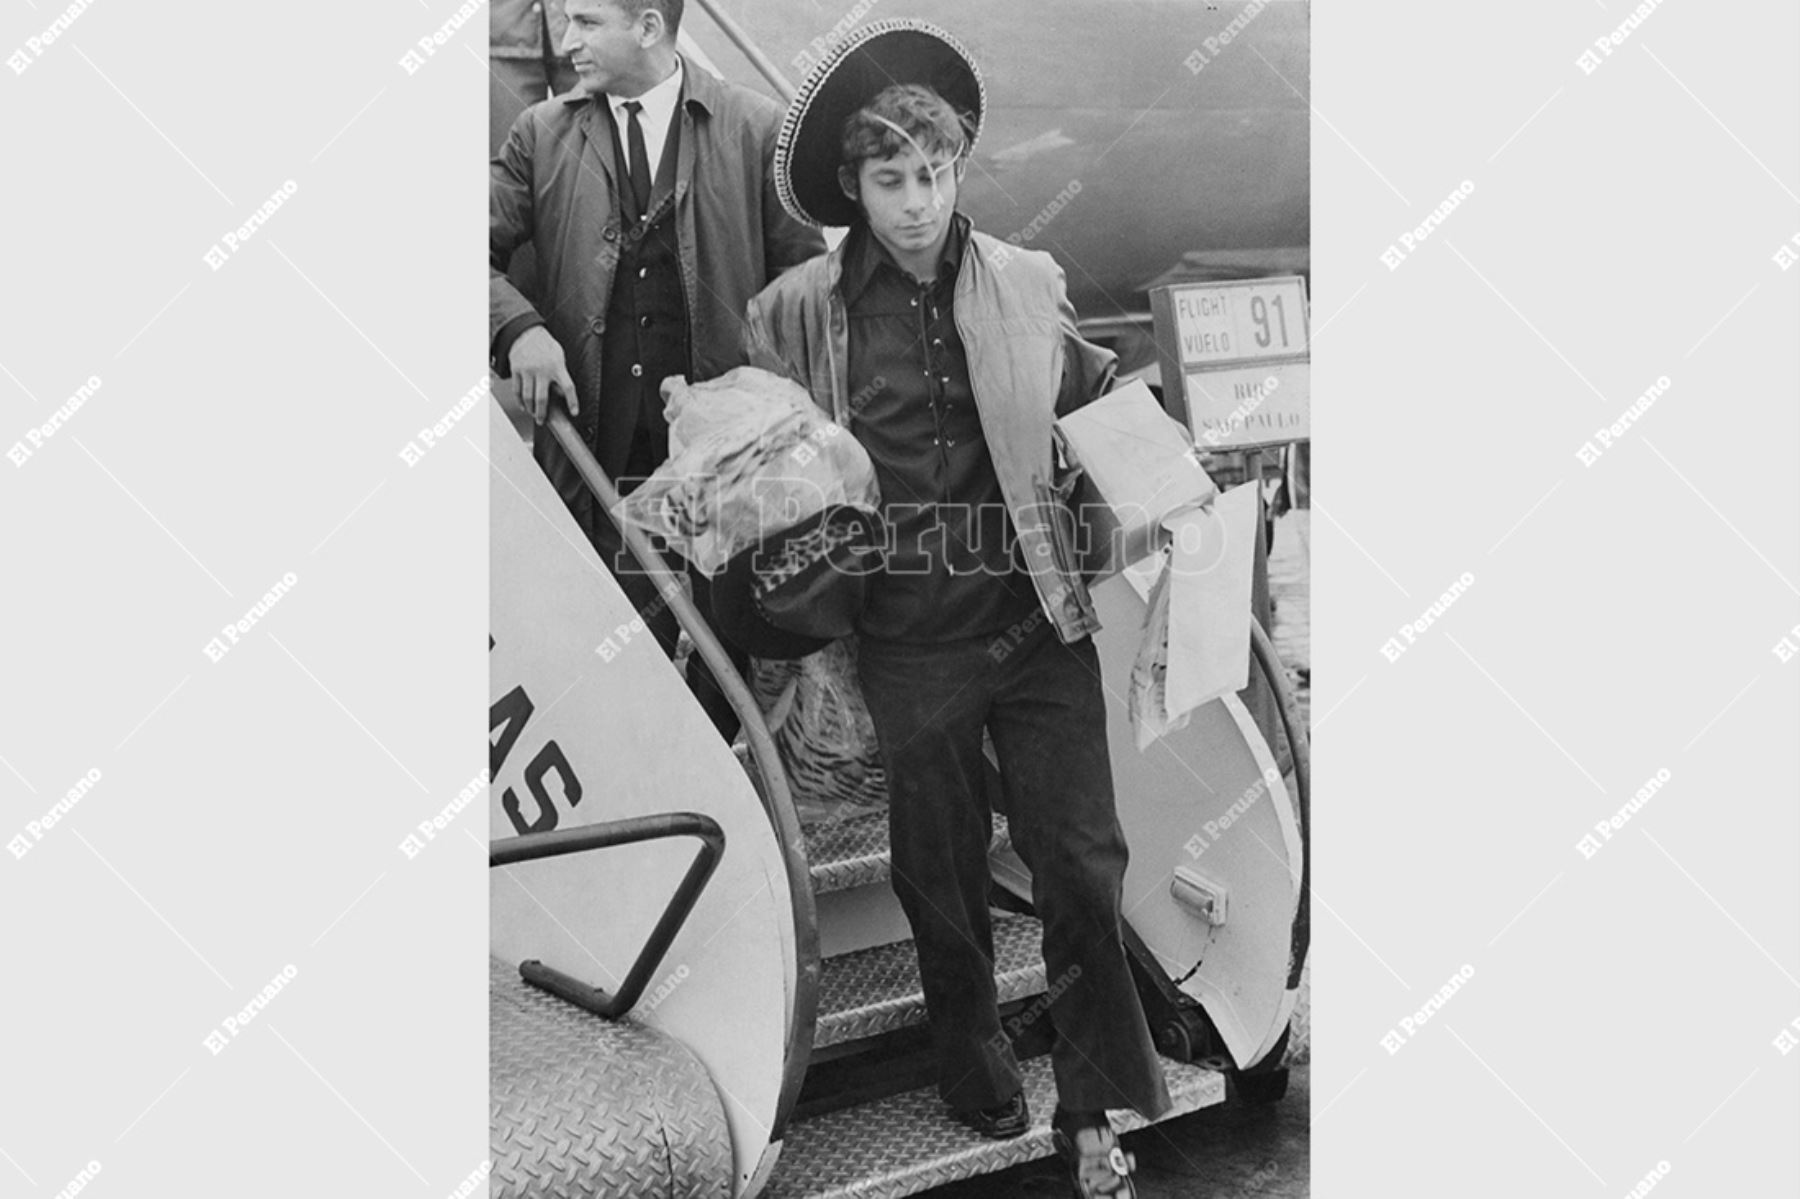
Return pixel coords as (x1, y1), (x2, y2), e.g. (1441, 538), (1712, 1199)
(638, 266), (648, 279)
(910, 298), (918, 308)
(639, 315), (651, 328)
(631, 364), (643, 377)
(932, 338), (944, 348)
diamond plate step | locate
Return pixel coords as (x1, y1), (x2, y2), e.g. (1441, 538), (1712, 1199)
(814, 914), (1045, 1050)
(763, 1052), (1226, 1198)
(489, 958), (731, 1199)
(804, 811), (1012, 895)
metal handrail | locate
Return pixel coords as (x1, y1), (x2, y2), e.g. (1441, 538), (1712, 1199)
(494, 813), (725, 1019)
(542, 407), (822, 1137)
(543, 410), (800, 837)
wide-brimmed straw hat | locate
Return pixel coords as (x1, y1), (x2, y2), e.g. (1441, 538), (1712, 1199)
(775, 19), (986, 229)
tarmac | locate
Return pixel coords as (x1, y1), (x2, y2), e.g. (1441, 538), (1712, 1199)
(921, 508), (1313, 1199)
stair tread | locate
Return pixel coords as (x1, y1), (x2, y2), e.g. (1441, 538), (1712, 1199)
(805, 810), (1012, 895)
(764, 1053), (1226, 1198)
(814, 914), (1045, 1050)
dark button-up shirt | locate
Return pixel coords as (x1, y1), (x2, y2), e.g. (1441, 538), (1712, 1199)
(843, 215), (1039, 643)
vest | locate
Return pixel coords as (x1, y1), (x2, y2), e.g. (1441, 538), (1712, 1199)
(601, 99), (688, 488)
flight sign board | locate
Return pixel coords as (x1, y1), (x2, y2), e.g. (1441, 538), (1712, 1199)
(1151, 276), (1311, 449)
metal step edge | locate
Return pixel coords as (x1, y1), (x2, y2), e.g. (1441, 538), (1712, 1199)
(814, 914), (1045, 1050)
(489, 958), (732, 1199)
(805, 812), (1012, 896)
(762, 1054), (1226, 1199)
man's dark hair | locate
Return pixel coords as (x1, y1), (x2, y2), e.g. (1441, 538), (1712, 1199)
(839, 84), (973, 174)
(609, 0), (683, 37)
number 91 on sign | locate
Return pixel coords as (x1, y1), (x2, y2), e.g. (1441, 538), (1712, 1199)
(1165, 277), (1308, 367)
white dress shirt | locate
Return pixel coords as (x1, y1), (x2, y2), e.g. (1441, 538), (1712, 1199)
(607, 57), (684, 184)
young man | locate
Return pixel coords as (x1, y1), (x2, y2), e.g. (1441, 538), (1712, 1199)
(742, 21), (1169, 1198)
(489, 0), (824, 739)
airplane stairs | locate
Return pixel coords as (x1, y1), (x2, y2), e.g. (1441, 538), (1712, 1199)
(760, 809), (1228, 1198)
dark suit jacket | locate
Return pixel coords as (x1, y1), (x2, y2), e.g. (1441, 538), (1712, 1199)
(490, 59), (825, 528)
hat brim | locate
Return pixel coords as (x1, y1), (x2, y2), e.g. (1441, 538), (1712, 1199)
(711, 505), (885, 660)
(776, 20), (985, 229)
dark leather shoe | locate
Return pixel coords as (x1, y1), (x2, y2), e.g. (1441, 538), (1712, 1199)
(951, 1090), (1030, 1140)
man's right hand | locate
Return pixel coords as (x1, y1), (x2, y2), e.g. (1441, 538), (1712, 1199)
(508, 325), (579, 423)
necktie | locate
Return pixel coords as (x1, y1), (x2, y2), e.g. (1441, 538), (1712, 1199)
(623, 100), (651, 216)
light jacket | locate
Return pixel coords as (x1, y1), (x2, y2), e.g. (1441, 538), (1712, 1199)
(742, 226), (1117, 644)
(490, 60), (826, 527)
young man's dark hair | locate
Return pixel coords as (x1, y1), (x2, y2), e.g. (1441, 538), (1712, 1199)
(836, 83), (973, 198)
(740, 20), (1171, 1199)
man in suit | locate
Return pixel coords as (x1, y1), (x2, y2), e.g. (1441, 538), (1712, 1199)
(490, 0), (824, 738)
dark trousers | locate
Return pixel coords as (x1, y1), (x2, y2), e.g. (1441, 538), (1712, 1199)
(857, 622), (1172, 1119)
(589, 429), (747, 744)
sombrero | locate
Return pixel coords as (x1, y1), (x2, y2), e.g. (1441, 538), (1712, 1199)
(775, 19), (986, 229)
(711, 505), (887, 660)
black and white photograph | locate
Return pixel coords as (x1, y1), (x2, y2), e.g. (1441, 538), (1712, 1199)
(485, 3), (1308, 1196)
(2, 2), (1795, 1198)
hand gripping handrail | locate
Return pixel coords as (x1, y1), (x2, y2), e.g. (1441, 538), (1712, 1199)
(540, 406), (822, 1137)
(493, 813), (725, 1019)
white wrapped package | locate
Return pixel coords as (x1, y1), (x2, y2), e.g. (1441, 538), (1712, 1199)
(615, 366), (880, 576)
(1055, 378), (1216, 577)
(1125, 482), (1258, 750)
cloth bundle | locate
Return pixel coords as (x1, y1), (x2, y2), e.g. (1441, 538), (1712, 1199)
(616, 366), (888, 825)
(615, 366), (880, 576)
(749, 641), (889, 826)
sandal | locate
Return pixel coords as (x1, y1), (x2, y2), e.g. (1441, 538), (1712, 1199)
(1052, 1114), (1137, 1198)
